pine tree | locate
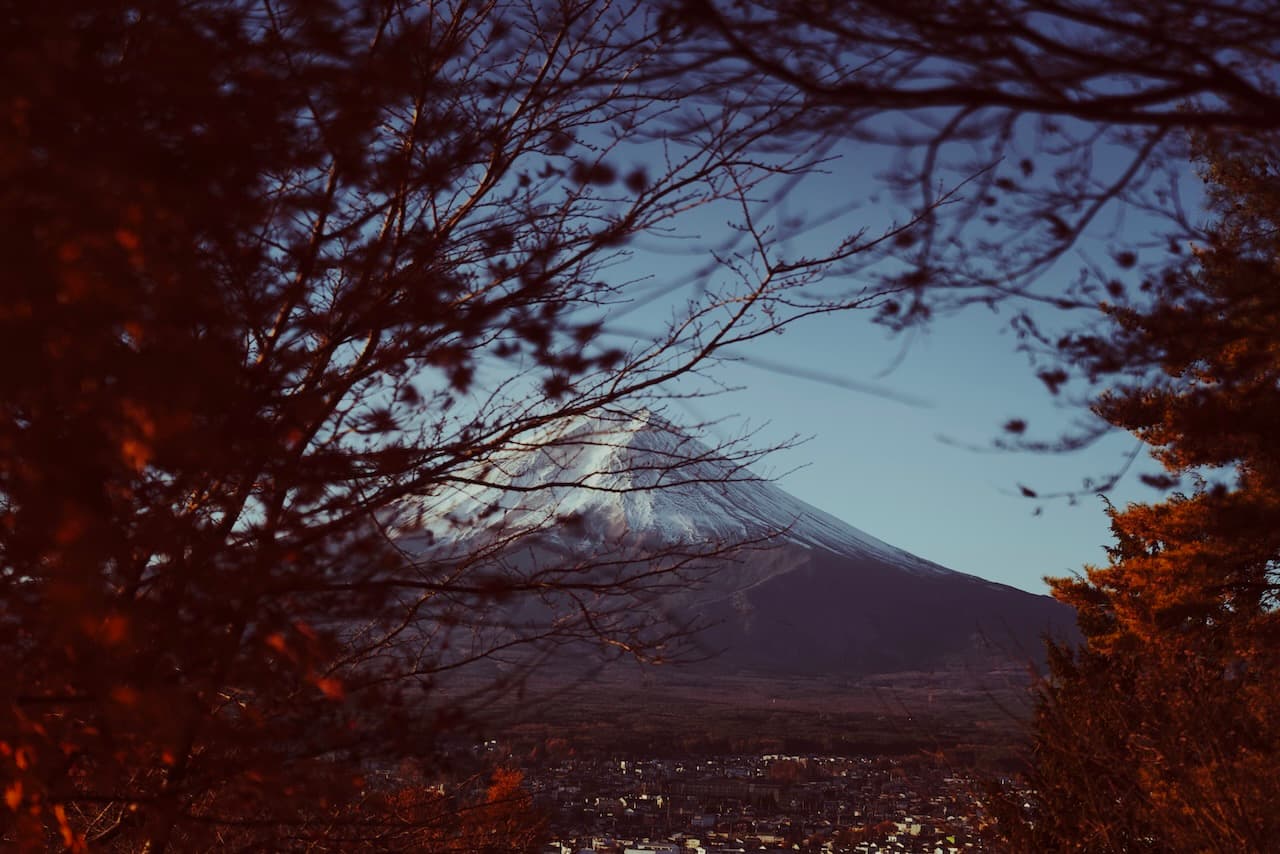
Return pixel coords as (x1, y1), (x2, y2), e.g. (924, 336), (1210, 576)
(1000, 138), (1280, 851)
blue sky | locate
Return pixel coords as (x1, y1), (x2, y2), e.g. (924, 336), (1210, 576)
(598, 127), (1200, 595)
(686, 307), (1149, 594)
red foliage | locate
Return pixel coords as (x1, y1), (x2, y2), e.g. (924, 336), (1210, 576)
(996, 137), (1280, 851)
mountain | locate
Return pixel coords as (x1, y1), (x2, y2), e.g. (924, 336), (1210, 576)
(404, 409), (1077, 677)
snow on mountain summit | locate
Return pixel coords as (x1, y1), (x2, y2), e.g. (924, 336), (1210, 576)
(407, 410), (951, 577)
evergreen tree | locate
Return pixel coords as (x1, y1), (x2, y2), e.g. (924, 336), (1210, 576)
(1000, 138), (1280, 851)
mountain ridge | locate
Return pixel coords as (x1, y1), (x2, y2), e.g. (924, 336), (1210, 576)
(412, 409), (990, 580)
(401, 409), (1077, 677)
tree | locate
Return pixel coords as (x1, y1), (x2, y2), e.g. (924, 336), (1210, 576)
(992, 137), (1280, 851)
(670, 0), (1280, 340)
(0, 0), (908, 849)
(8, 1), (1280, 850)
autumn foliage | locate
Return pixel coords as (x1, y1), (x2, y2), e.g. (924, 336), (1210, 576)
(997, 138), (1280, 850)
(13, 0), (1280, 849)
(0, 0), (884, 848)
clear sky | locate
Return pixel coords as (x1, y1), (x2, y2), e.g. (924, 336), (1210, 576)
(684, 308), (1150, 595)
(599, 129), (1199, 595)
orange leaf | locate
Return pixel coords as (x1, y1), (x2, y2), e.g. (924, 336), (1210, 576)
(110, 686), (140, 707)
(121, 438), (152, 472)
(114, 229), (141, 251)
(121, 400), (156, 438)
(4, 782), (21, 810)
(99, 614), (128, 645)
(103, 615), (127, 644)
(315, 677), (344, 701)
(54, 511), (88, 545)
(54, 803), (82, 849)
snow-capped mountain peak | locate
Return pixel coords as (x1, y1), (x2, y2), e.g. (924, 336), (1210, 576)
(409, 409), (950, 577)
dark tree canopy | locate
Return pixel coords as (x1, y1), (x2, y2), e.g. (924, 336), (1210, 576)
(1, 0), (889, 848)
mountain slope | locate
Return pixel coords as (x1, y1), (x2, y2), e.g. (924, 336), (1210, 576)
(694, 548), (1072, 674)
(416, 410), (953, 571)
(405, 409), (1077, 676)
